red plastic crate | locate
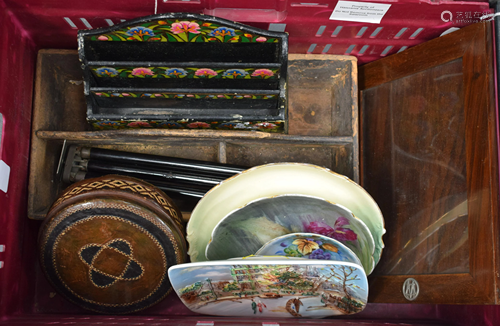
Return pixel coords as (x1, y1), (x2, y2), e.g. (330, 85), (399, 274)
(1, 0), (499, 324)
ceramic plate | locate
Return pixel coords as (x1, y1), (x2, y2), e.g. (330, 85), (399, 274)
(205, 195), (375, 274)
(256, 233), (363, 267)
(168, 258), (368, 318)
(187, 163), (385, 268)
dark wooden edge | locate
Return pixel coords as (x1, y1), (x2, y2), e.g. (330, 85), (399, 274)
(358, 93), (365, 187)
(361, 22), (499, 304)
(493, 19), (500, 305)
(352, 59), (359, 184)
(464, 22), (499, 305)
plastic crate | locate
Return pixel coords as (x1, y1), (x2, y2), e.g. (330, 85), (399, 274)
(1, 0), (500, 325)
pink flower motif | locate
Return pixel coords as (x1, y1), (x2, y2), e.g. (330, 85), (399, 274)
(171, 21), (201, 34)
(305, 221), (334, 236)
(187, 122), (211, 129)
(255, 122), (276, 129)
(332, 217), (358, 241)
(127, 121), (152, 128)
(195, 68), (218, 77)
(94, 92), (102, 96)
(187, 94), (194, 97)
(304, 218), (357, 242)
(256, 36), (267, 42)
(251, 69), (274, 77)
(121, 93), (130, 96)
(154, 94), (162, 97)
(131, 67), (154, 76)
(98, 35), (108, 41)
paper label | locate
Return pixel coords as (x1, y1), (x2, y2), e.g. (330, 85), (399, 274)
(330, 1), (391, 24)
(0, 160), (10, 193)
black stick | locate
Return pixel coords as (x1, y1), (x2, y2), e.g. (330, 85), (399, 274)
(81, 147), (246, 176)
(87, 160), (225, 186)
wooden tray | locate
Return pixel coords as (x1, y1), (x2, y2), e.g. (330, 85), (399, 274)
(28, 50), (358, 220)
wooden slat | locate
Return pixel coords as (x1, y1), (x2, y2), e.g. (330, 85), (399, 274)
(35, 129), (354, 144)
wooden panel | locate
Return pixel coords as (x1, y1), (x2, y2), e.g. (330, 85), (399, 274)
(226, 142), (354, 177)
(360, 22), (499, 304)
(28, 50), (89, 219)
(287, 55), (358, 138)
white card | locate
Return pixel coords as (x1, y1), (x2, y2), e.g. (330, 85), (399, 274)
(0, 160), (10, 193)
(330, 1), (391, 24)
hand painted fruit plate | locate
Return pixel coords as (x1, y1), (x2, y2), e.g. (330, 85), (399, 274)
(256, 233), (363, 268)
(168, 257), (368, 318)
(205, 195), (375, 274)
(187, 163), (385, 268)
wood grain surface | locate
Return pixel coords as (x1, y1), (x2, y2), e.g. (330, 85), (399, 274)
(360, 22), (499, 304)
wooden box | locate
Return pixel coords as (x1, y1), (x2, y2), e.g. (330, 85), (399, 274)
(28, 51), (358, 220)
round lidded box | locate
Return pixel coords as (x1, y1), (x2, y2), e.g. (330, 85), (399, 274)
(38, 175), (187, 314)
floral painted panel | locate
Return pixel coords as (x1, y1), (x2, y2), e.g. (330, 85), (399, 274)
(91, 66), (279, 79)
(168, 260), (368, 318)
(91, 120), (284, 133)
(91, 20), (280, 43)
(92, 91), (277, 100)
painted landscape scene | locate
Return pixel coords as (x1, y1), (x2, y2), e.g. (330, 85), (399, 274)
(169, 262), (368, 318)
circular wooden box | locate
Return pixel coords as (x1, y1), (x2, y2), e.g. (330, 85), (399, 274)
(38, 175), (187, 314)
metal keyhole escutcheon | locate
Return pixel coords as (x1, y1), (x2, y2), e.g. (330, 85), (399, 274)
(403, 278), (419, 301)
